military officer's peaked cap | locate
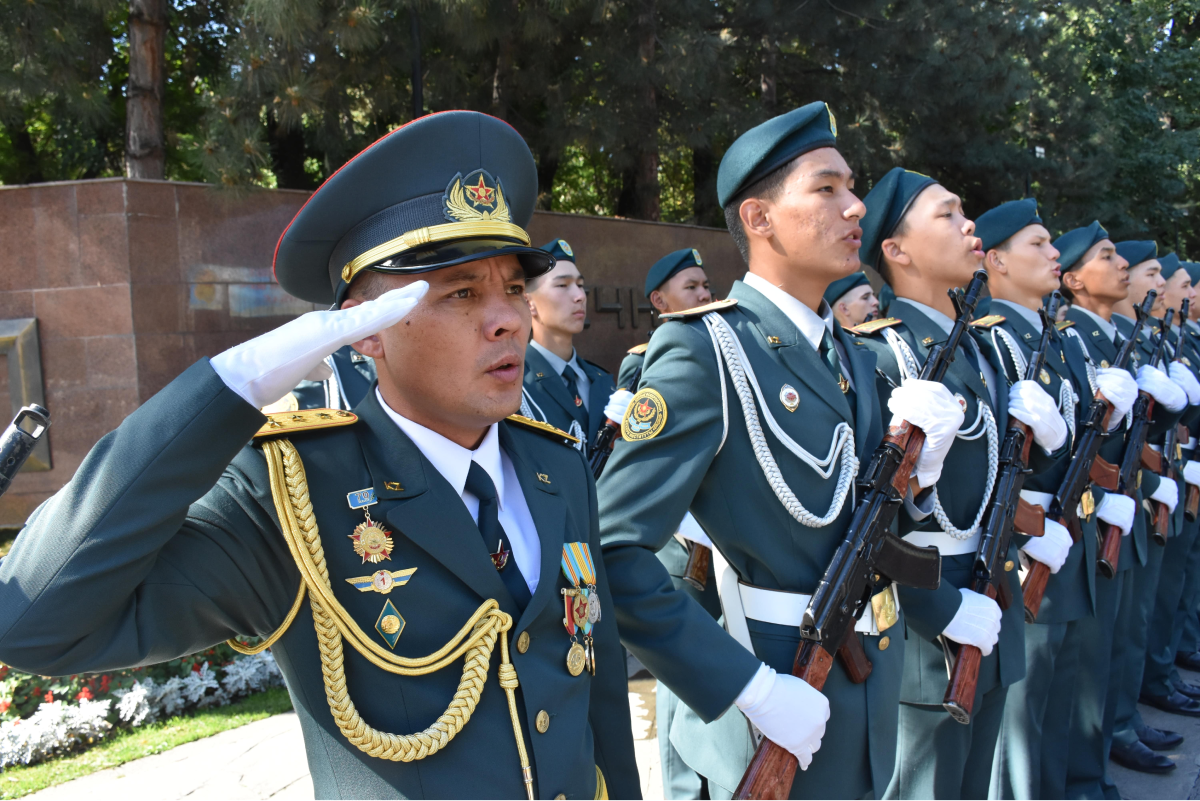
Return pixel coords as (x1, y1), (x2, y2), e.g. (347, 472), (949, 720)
(859, 167), (938, 270)
(823, 271), (871, 305)
(1114, 240), (1158, 269)
(717, 101), (838, 208)
(645, 248), (704, 295)
(975, 198), (1042, 252)
(274, 110), (554, 305)
(1053, 221), (1109, 272)
(541, 239), (576, 266)
(1159, 252), (1182, 278)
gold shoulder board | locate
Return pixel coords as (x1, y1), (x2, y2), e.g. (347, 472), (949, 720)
(970, 314), (1007, 329)
(659, 298), (738, 321)
(846, 317), (902, 336)
(506, 414), (581, 444)
(255, 409), (358, 439)
(627, 342), (649, 356)
(1056, 320), (1076, 331)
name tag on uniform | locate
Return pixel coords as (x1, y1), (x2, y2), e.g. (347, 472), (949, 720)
(347, 488), (377, 509)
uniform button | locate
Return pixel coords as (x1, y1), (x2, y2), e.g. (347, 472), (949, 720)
(879, 636), (891, 651)
(1004, 560), (1015, 572)
(536, 710), (550, 733)
(555, 795), (567, 800)
(517, 631), (530, 654)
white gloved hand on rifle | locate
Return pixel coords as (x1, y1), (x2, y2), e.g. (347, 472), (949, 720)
(941, 588), (1002, 656)
(886, 379), (966, 488)
(1007, 379), (1068, 451)
(210, 283), (428, 409)
(1137, 364), (1187, 413)
(1096, 368), (1138, 431)
(1184, 461), (1200, 488)
(1169, 362), (1200, 405)
(604, 389), (635, 425)
(1020, 518), (1072, 574)
(735, 663), (829, 770)
(1096, 492), (1137, 537)
(1149, 478), (1179, 513)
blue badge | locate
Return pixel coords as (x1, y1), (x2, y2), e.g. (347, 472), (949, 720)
(346, 488), (377, 510)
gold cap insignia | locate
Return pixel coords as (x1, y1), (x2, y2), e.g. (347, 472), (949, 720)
(444, 169), (512, 223)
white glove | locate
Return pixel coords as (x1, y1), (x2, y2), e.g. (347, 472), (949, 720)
(887, 379), (966, 488)
(1007, 380), (1068, 451)
(1096, 368), (1138, 430)
(1169, 362), (1200, 405)
(677, 512), (714, 549)
(1150, 478), (1179, 513)
(1020, 518), (1072, 574)
(605, 389), (635, 425)
(941, 588), (1003, 656)
(735, 663), (829, 770)
(1096, 492), (1136, 536)
(1184, 461), (1200, 488)
(211, 283), (428, 409)
(1137, 364), (1187, 412)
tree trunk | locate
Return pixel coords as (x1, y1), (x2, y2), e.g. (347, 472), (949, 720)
(490, 0), (519, 121)
(4, 119), (44, 184)
(536, 146), (560, 210)
(692, 147), (721, 226)
(126, 0), (167, 179)
(410, 8), (423, 119)
(629, 0), (659, 220)
(760, 32), (777, 114)
(268, 112), (313, 190)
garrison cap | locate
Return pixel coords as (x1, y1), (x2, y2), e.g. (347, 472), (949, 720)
(1053, 222), (1109, 272)
(975, 198), (1042, 252)
(1159, 253), (1182, 279)
(1114, 240), (1158, 269)
(541, 239), (576, 266)
(645, 248), (704, 295)
(274, 110), (554, 306)
(823, 271), (871, 306)
(859, 168), (938, 270)
(717, 101), (838, 208)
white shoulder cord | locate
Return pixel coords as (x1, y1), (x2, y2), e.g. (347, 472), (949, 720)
(519, 388), (545, 422)
(1065, 327), (1133, 428)
(883, 329), (999, 541)
(991, 327), (1028, 383)
(702, 312), (858, 528)
(996, 326), (1079, 446)
(568, 420), (586, 452)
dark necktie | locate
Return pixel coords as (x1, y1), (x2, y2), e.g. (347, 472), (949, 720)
(560, 367), (588, 428)
(465, 462), (532, 611)
(819, 329), (856, 411)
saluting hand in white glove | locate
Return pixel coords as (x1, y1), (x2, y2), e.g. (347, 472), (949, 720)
(211, 282), (429, 409)
(886, 379), (966, 489)
(1007, 379), (1068, 451)
(735, 664), (830, 770)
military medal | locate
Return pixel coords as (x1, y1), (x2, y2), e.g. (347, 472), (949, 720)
(561, 542), (600, 675)
(347, 487), (394, 564)
(345, 567), (417, 594)
(491, 539), (511, 570)
(1040, 368), (1052, 385)
(779, 384), (800, 412)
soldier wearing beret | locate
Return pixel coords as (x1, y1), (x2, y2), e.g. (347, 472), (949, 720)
(0, 111), (638, 800)
(853, 170), (1070, 800)
(1172, 261), (1200, 675)
(824, 271), (879, 330)
(521, 239), (618, 454)
(969, 199), (1097, 798)
(597, 103), (964, 799)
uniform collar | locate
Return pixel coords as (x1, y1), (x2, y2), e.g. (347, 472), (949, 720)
(529, 339), (584, 380)
(900, 297), (953, 334)
(1073, 305), (1117, 341)
(374, 388), (507, 509)
(741, 271), (833, 349)
(990, 299), (1042, 333)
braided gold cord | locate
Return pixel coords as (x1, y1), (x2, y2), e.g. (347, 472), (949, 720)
(258, 438), (534, 784)
(227, 581), (307, 655)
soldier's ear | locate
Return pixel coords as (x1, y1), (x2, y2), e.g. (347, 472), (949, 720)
(649, 290), (669, 314)
(526, 294), (540, 320)
(739, 197), (773, 242)
(985, 249), (1006, 273)
(351, 335), (384, 360)
(881, 238), (910, 269)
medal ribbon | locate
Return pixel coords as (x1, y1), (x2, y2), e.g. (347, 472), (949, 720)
(561, 542), (597, 587)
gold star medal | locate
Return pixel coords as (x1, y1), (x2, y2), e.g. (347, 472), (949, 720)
(562, 542), (600, 675)
(346, 487), (393, 564)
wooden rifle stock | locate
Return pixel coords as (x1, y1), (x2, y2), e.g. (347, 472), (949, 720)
(1153, 500), (1170, 545)
(1099, 521), (1123, 578)
(1187, 484), (1199, 522)
(1089, 456), (1120, 492)
(942, 582), (999, 724)
(682, 543), (711, 592)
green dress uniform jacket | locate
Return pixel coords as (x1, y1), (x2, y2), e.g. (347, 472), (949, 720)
(1167, 323), (1200, 682)
(0, 360), (638, 801)
(522, 345), (616, 454)
(598, 280), (901, 800)
(616, 347), (646, 391)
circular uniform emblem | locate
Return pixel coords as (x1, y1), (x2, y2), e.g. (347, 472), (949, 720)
(691, 248), (703, 266)
(566, 642), (587, 677)
(570, 593), (589, 628)
(954, 393), (968, 412)
(779, 384), (800, 412)
(372, 570), (395, 593)
(587, 591), (601, 624)
(559, 239), (574, 257)
(622, 388), (668, 441)
(1040, 368), (1052, 385)
(379, 615), (401, 635)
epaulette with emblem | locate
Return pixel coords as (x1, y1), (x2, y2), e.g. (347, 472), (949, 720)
(659, 298), (738, 321)
(1056, 320), (1075, 331)
(506, 414), (580, 444)
(627, 342), (649, 356)
(846, 317), (902, 336)
(970, 315), (1007, 329)
(255, 408), (358, 439)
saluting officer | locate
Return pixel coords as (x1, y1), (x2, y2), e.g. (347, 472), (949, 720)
(0, 111), (638, 800)
(853, 172), (1068, 800)
(825, 271), (879, 330)
(598, 103), (963, 799)
(521, 238), (618, 453)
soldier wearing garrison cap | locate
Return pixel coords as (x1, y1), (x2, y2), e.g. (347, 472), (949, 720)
(597, 102), (964, 798)
(0, 111), (638, 800)
(519, 238), (618, 454)
(823, 271), (878, 329)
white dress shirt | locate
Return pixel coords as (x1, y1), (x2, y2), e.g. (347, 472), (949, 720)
(530, 340), (592, 411)
(990, 298), (1043, 333)
(376, 389), (542, 593)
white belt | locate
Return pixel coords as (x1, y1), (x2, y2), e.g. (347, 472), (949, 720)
(1020, 490), (1054, 510)
(737, 582), (883, 636)
(902, 528), (978, 556)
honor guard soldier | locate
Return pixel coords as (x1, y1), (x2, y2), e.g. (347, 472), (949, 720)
(1171, 261), (1200, 676)
(598, 103), (964, 799)
(0, 111), (638, 800)
(853, 171), (1068, 799)
(969, 200), (1095, 798)
(824, 271), (879, 330)
(521, 238), (618, 453)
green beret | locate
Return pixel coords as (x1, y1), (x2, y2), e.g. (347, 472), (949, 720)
(859, 168), (938, 270)
(823, 272), (871, 306)
(1159, 253), (1181, 279)
(1052, 222), (1109, 272)
(1115, 240), (1158, 269)
(1184, 262), (1200, 286)
(717, 102), (838, 208)
(274, 110), (554, 306)
(645, 248), (704, 295)
(541, 239), (576, 266)
(975, 198), (1042, 252)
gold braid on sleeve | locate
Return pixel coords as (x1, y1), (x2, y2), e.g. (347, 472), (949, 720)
(229, 438), (534, 800)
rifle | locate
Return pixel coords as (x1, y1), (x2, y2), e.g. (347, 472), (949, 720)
(1175, 300), (1200, 523)
(1098, 305), (1174, 575)
(0, 404), (50, 498)
(682, 539), (712, 592)
(942, 293), (1061, 723)
(733, 270), (991, 800)
(1145, 307), (1184, 545)
(590, 362), (645, 479)
(1022, 292), (1155, 619)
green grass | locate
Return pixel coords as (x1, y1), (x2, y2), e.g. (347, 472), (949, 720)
(0, 687), (293, 798)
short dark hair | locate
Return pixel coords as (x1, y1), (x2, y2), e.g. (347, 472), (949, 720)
(723, 157), (800, 264)
(345, 269), (393, 304)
